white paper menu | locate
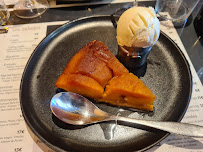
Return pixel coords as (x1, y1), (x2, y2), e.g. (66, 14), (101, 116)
(0, 20), (202, 152)
(0, 21), (66, 152)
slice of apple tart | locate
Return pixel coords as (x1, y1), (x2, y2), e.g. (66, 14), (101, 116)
(55, 40), (156, 111)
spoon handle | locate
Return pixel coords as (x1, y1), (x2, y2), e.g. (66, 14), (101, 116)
(111, 116), (203, 137)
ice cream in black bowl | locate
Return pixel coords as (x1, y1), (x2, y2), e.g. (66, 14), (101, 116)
(116, 6), (160, 69)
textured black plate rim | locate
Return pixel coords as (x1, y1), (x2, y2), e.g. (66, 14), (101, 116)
(19, 15), (193, 152)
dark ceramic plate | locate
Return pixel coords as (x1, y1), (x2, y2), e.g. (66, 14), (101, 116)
(20, 15), (192, 152)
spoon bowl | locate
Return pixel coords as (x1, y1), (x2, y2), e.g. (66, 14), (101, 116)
(50, 92), (203, 137)
(50, 92), (111, 125)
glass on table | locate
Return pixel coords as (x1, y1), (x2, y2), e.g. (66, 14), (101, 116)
(0, 0), (10, 25)
(13, 0), (49, 19)
(155, 0), (200, 27)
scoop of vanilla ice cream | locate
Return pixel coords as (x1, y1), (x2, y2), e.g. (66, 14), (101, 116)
(117, 6), (160, 48)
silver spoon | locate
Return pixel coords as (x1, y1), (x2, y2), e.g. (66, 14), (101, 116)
(50, 92), (203, 137)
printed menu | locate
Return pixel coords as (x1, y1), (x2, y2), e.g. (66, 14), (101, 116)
(0, 20), (202, 152)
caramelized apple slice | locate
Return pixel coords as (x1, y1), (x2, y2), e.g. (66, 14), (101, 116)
(62, 41), (114, 87)
(91, 41), (129, 76)
(101, 73), (156, 111)
(55, 73), (104, 99)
